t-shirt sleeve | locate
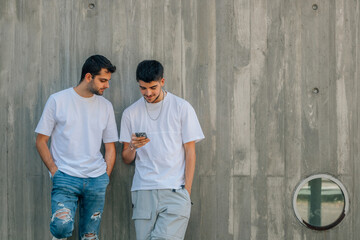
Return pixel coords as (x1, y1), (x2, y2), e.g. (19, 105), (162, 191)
(35, 96), (56, 136)
(119, 110), (132, 143)
(181, 102), (205, 144)
(102, 103), (119, 143)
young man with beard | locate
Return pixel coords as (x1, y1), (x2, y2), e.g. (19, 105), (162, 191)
(119, 60), (204, 240)
(35, 55), (118, 240)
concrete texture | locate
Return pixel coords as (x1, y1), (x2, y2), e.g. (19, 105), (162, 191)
(1, 0), (359, 239)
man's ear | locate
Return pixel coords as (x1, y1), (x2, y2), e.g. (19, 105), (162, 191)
(84, 73), (93, 83)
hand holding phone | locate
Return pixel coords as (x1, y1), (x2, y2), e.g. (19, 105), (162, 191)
(131, 132), (150, 150)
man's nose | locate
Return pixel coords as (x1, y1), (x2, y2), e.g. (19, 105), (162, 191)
(104, 81), (109, 88)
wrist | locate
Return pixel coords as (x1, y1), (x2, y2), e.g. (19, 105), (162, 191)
(129, 142), (136, 151)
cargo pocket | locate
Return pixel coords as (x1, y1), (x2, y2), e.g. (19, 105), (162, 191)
(165, 206), (191, 239)
(166, 207), (190, 219)
(131, 191), (152, 220)
(132, 205), (152, 240)
(132, 208), (152, 220)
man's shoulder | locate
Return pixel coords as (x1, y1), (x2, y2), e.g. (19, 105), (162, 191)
(168, 92), (192, 109)
(123, 97), (143, 113)
(50, 88), (72, 100)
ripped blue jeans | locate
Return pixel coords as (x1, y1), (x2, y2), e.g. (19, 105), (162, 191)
(50, 170), (109, 240)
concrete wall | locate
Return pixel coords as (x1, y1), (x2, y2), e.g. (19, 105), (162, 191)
(1, 0), (359, 239)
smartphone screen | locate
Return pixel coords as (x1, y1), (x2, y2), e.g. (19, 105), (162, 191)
(135, 132), (147, 138)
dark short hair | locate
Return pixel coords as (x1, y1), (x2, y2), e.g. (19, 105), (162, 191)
(80, 55), (116, 83)
(136, 60), (163, 82)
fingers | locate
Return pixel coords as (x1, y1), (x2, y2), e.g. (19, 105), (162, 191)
(131, 134), (150, 149)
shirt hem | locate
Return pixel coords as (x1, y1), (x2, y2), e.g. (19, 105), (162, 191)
(131, 185), (185, 192)
(183, 136), (205, 144)
(103, 138), (119, 143)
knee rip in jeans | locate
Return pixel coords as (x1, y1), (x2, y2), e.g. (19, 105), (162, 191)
(81, 233), (98, 240)
(51, 206), (72, 223)
(91, 212), (101, 221)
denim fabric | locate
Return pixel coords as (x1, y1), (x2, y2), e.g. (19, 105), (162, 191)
(50, 170), (109, 239)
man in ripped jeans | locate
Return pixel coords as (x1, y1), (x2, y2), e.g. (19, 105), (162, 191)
(35, 55), (118, 240)
(120, 60), (205, 239)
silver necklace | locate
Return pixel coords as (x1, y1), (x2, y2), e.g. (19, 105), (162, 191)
(144, 89), (165, 121)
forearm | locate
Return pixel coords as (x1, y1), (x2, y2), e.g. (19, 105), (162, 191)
(36, 135), (57, 175)
(184, 141), (196, 195)
(185, 155), (196, 194)
(121, 135), (150, 164)
(121, 142), (137, 164)
(104, 142), (116, 176)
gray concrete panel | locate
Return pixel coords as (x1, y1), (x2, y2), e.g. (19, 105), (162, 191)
(1, 0), (359, 239)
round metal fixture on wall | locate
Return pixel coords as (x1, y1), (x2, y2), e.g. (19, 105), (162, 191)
(312, 87), (319, 94)
(293, 174), (349, 230)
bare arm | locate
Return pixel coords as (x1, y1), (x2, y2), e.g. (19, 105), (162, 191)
(121, 142), (137, 164)
(36, 133), (58, 176)
(184, 141), (196, 196)
(104, 142), (116, 176)
(121, 134), (150, 165)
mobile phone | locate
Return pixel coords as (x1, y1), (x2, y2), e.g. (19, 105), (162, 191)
(135, 132), (148, 138)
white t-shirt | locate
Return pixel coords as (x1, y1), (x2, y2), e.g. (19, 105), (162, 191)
(35, 88), (118, 178)
(119, 92), (205, 191)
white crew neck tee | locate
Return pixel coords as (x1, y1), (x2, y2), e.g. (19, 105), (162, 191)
(119, 92), (205, 191)
(35, 88), (118, 178)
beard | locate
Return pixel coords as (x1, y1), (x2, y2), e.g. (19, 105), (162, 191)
(90, 87), (103, 96)
(88, 81), (104, 96)
(145, 89), (162, 103)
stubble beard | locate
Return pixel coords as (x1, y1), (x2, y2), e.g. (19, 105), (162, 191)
(88, 81), (104, 96)
(145, 89), (162, 103)
(90, 88), (103, 96)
